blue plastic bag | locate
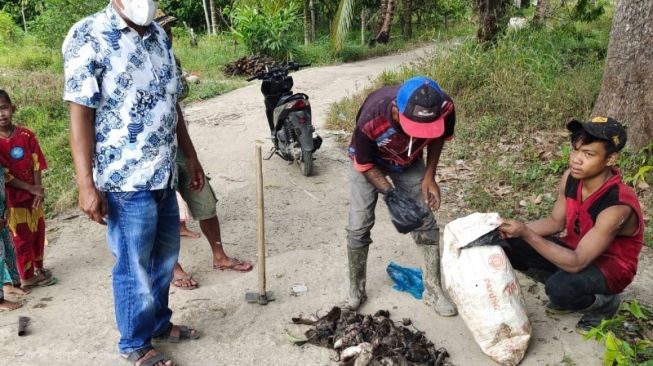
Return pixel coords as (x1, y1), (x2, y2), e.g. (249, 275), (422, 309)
(386, 262), (424, 299)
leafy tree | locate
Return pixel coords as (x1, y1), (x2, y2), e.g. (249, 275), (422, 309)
(227, 1), (301, 60)
(0, 10), (18, 41)
(160, 0), (208, 31)
(330, 0), (355, 54)
(0, 0), (43, 31)
(31, 0), (105, 47)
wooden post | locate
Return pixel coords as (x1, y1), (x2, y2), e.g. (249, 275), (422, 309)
(256, 145), (266, 297)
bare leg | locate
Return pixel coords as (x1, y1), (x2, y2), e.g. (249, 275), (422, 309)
(200, 216), (252, 272)
(179, 222), (201, 238)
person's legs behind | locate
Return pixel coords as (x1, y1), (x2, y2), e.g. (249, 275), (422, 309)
(178, 158), (251, 272)
(390, 161), (456, 317)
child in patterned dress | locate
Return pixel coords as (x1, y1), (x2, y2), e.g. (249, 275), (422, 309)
(0, 89), (56, 289)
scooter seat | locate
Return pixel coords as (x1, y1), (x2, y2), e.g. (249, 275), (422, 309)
(279, 93), (309, 105)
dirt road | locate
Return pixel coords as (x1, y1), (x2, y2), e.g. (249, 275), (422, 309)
(2, 44), (650, 365)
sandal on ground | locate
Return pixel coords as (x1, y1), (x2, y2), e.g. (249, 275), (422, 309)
(171, 276), (198, 290)
(154, 324), (200, 343)
(122, 346), (174, 366)
(23, 276), (58, 289)
(35, 268), (52, 279)
(213, 258), (253, 273)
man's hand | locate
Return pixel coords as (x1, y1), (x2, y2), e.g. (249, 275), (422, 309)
(499, 218), (528, 239)
(421, 178), (441, 210)
(79, 185), (107, 225)
(28, 185), (45, 208)
(185, 155), (205, 192)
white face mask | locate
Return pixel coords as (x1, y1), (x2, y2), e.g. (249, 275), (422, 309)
(119, 0), (159, 26)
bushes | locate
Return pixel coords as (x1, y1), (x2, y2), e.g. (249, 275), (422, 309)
(227, 2), (301, 60)
(0, 10), (17, 41)
(31, 0), (105, 48)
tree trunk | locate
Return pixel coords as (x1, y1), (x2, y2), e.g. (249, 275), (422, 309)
(202, 0), (212, 34)
(376, 0), (396, 43)
(401, 0), (413, 39)
(375, 0), (388, 36)
(592, 0), (653, 150)
(209, 0), (218, 35)
(310, 0), (316, 42)
(21, 0), (28, 32)
(533, 0), (549, 26)
(304, 0), (311, 45)
(361, 8), (367, 45)
(476, 0), (506, 43)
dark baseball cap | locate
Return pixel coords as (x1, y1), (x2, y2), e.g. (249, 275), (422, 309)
(396, 76), (446, 138)
(566, 116), (627, 152)
(154, 9), (177, 28)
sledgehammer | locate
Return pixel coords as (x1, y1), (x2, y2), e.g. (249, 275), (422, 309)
(245, 145), (275, 305)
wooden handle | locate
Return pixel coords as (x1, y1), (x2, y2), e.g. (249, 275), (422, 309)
(256, 145), (266, 296)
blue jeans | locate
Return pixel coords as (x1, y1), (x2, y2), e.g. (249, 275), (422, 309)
(106, 189), (180, 354)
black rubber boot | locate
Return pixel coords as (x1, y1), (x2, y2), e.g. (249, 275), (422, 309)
(575, 294), (622, 333)
(345, 246), (369, 311)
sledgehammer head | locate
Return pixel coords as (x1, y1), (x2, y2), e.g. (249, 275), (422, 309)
(245, 291), (276, 305)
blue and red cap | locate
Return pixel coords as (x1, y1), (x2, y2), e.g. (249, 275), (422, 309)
(396, 76), (446, 138)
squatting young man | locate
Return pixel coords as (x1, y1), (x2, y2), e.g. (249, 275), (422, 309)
(499, 117), (644, 332)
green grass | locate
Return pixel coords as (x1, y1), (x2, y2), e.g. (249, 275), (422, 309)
(0, 69), (75, 214)
(294, 21), (474, 65)
(325, 10), (652, 246)
(171, 32), (249, 102)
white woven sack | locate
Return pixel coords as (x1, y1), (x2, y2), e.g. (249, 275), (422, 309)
(441, 212), (531, 366)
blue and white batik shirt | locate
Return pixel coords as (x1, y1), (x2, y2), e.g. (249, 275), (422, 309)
(62, 4), (182, 192)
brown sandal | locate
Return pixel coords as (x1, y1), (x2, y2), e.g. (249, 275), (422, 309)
(154, 324), (200, 343)
(122, 346), (174, 366)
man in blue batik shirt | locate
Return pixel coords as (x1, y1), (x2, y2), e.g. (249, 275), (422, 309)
(63, 1), (203, 365)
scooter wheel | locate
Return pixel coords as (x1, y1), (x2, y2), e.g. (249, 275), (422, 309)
(299, 150), (313, 176)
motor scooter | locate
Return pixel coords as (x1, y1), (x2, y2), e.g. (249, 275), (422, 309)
(247, 62), (322, 176)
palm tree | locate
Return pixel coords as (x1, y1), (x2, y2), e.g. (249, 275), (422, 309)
(331, 0), (395, 53)
(330, 0), (356, 54)
(375, 0), (396, 43)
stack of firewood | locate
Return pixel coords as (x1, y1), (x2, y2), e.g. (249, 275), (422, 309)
(223, 55), (282, 77)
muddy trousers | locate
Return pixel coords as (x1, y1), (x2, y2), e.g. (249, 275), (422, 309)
(345, 162), (455, 315)
(345, 161), (438, 250)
